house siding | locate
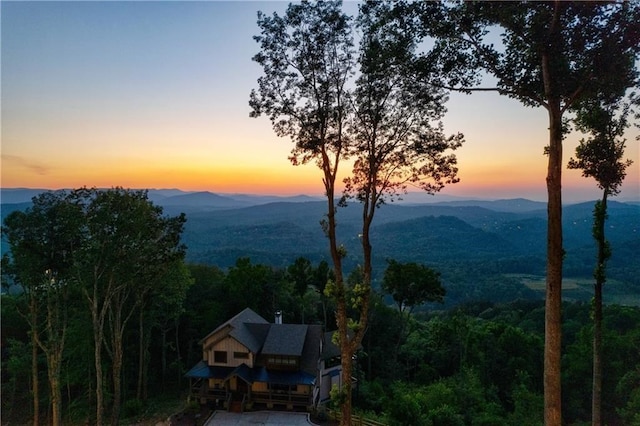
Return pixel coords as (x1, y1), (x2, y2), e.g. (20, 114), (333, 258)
(206, 337), (253, 367)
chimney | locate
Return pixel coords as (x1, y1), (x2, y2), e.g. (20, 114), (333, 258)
(275, 310), (283, 324)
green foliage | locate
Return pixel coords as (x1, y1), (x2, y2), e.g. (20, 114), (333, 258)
(507, 377), (544, 426)
(382, 259), (445, 313)
(123, 398), (145, 418)
(1, 338), (32, 419)
(385, 382), (431, 426)
(1, 188), (188, 425)
(385, 369), (503, 426)
(569, 99), (634, 197)
(329, 384), (347, 410)
(224, 257), (282, 319)
(616, 368), (640, 425)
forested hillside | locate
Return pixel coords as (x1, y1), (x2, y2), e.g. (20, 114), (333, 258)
(3, 192), (639, 306)
(168, 195), (640, 306)
(5, 261), (640, 425)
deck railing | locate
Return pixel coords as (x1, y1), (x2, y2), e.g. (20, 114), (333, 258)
(328, 409), (387, 426)
(190, 380), (227, 401)
(251, 390), (310, 406)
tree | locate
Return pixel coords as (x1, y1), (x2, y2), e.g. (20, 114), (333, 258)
(568, 97), (634, 426)
(224, 257), (284, 319)
(405, 2), (640, 423)
(72, 188), (186, 426)
(2, 190), (84, 426)
(382, 259), (445, 315)
(287, 257), (315, 323)
(250, 3), (355, 422)
(136, 259), (193, 399)
(312, 260), (335, 328)
(183, 264), (228, 367)
(382, 259), (445, 369)
(250, 2), (462, 423)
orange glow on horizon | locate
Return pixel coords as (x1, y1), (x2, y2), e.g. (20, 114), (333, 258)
(1, 157), (330, 196)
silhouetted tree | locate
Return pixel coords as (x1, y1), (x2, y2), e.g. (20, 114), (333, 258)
(250, 2), (355, 422)
(568, 97), (634, 426)
(72, 188), (185, 426)
(405, 2), (640, 422)
(382, 259), (445, 315)
(381, 259), (444, 375)
(250, 2), (462, 422)
(2, 191), (84, 426)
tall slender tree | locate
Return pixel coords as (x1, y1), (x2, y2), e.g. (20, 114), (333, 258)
(340, 4), (462, 413)
(250, 2), (462, 423)
(568, 97), (634, 426)
(250, 2), (354, 422)
(405, 2), (640, 423)
(2, 191), (84, 426)
(72, 188), (185, 426)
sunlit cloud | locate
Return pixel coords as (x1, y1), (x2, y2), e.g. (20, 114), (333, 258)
(2, 154), (50, 176)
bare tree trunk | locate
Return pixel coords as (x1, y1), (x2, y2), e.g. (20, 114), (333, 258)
(109, 292), (133, 426)
(541, 5), (565, 419)
(30, 301), (40, 426)
(592, 281), (603, 426)
(137, 308), (145, 401)
(86, 271), (110, 426)
(47, 351), (62, 426)
(93, 313), (105, 426)
(592, 194), (608, 426)
(175, 317), (182, 387)
(544, 99), (564, 426)
(111, 335), (123, 426)
(161, 328), (168, 391)
(318, 147), (354, 426)
(39, 273), (68, 426)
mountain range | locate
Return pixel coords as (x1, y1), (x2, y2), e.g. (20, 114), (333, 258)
(2, 188), (639, 306)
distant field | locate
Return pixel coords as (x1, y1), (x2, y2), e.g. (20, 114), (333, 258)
(505, 274), (640, 306)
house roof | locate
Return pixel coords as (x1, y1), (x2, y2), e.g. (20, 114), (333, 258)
(301, 325), (323, 375)
(193, 307), (336, 384)
(184, 360), (235, 379)
(252, 366), (316, 386)
(185, 361), (316, 386)
(199, 308), (269, 353)
(262, 324), (308, 356)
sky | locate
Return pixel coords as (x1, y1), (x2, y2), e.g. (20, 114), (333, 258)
(2, 1), (639, 202)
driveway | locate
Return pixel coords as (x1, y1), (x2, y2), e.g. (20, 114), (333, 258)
(203, 410), (318, 426)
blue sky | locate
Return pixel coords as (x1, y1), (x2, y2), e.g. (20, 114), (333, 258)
(2, 1), (638, 202)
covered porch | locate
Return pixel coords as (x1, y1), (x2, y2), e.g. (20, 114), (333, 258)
(185, 361), (316, 411)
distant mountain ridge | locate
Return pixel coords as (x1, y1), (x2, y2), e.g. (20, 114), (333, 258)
(0, 188), (324, 209)
(2, 187), (639, 306)
(0, 188), (549, 211)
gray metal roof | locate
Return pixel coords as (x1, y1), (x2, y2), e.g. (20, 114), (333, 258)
(197, 308), (332, 375)
(199, 308), (269, 350)
(241, 322), (271, 353)
(261, 324), (308, 356)
(301, 325), (323, 375)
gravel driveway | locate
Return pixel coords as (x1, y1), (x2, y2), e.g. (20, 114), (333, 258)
(203, 410), (318, 426)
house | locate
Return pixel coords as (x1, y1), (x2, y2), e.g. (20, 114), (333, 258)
(185, 308), (343, 412)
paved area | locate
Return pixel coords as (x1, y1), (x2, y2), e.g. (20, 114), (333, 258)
(203, 410), (318, 426)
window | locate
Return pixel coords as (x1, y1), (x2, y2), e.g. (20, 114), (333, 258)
(214, 351), (227, 364)
(267, 355), (299, 369)
(269, 383), (297, 392)
(234, 352), (249, 359)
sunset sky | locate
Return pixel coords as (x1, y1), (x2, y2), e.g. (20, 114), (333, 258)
(2, 1), (638, 202)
